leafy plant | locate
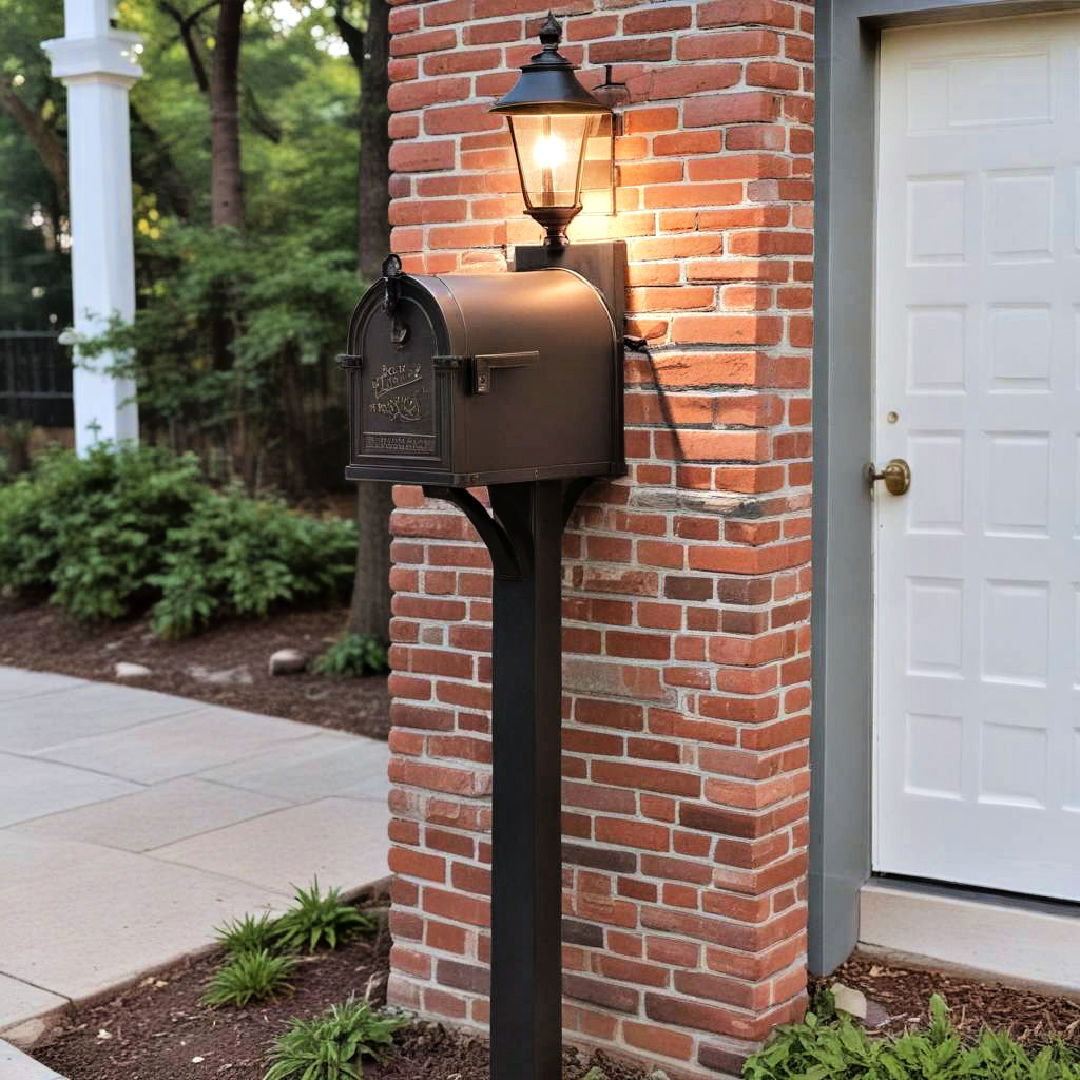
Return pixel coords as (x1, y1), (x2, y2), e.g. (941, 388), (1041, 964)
(743, 994), (1080, 1080)
(215, 912), (277, 956)
(0, 445), (356, 637)
(273, 879), (374, 954)
(312, 633), (388, 678)
(264, 998), (404, 1080)
(201, 948), (296, 1008)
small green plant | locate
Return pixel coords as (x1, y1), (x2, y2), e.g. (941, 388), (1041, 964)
(264, 998), (404, 1080)
(201, 948), (296, 1008)
(581, 1069), (609, 1080)
(273, 879), (374, 953)
(743, 994), (1080, 1080)
(312, 633), (388, 678)
(215, 912), (277, 955)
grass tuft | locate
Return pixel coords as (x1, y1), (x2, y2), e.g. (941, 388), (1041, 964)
(201, 949), (297, 1008)
(215, 912), (277, 955)
(273, 878), (374, 953)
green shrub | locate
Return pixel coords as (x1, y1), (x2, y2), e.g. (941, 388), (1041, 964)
(201, 949), (296, 1008)
(273, 879), (374, 953)
(312, 633), (388, 678)
(149, 487), (356, 638)
(264, 998), (404, 1080)
(215, 912), (278, 956)
(743, 994), (1080, 1080)
(0, 445), (356, 636)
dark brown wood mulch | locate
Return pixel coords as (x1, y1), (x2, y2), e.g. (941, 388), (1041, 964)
(0, 599), (389, 739)
(31, 902), (650, 1080)
(812, 953), (1080, 1046)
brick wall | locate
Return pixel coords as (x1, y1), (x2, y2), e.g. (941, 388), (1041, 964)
(382, 1), (814, 1076)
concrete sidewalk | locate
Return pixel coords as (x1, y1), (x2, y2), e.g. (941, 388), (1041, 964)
(0, 667), (390, 1044)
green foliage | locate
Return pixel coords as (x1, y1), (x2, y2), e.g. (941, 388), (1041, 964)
(215, 912), (277, 956)
(201, 948), (296, 1008)
(264, 998), (404, 1080)
(149, 485), (357, 639)
(743, 995), (1080, 1080)
(80, 225), (359, 492)
(273, 879), (374, 954)
(580, 1069), (609, 1080)
(0, 445), (356, 634)
(312, 633), (388, 678)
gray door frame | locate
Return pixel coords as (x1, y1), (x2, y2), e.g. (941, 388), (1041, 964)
(809, 0), (1075, 974)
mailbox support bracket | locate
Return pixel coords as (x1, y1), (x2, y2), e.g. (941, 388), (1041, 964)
(422, 477), (596, 1080)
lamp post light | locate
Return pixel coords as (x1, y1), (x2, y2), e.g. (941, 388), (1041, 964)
(492, 13), (613, 250)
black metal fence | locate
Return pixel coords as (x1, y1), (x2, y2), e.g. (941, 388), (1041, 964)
(0, 331), (74, 428)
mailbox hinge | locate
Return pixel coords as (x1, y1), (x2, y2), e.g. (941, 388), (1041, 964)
(432, 354), (468, 370)
(335, 353), (363, 370)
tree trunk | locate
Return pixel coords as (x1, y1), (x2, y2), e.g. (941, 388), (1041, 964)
(338, 0), (394, 641)
(0, 78), (68, 207)
(210, 0), (244, 228)
(357, 0), (391, 283)
(348, 482), (394, 637)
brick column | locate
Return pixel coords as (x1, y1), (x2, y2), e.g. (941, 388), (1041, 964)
(382, 2), (814, 1076)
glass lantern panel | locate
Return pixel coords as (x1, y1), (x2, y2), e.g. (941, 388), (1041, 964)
(508, 113), (600, 211)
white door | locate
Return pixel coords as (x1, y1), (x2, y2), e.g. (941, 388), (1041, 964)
(874, 13), (1080, 901)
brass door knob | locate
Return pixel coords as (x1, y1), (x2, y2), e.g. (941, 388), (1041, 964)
(867, 458), (911, 496)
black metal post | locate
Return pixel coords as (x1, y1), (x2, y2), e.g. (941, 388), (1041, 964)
(423, 480), (587, 1080)
(488, 480), (564, 1080)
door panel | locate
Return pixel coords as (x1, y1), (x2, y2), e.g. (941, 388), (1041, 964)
(874, 14), (1080, 901)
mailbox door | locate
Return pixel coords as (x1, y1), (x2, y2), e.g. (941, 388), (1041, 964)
(346, 285), (460, 482)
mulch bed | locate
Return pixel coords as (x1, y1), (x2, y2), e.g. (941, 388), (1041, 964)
(31, 900), (649, 1080)
(0, 599), (390, 739)
(812, 953), (1080, 1046)
(30, 908), (1080, 1080)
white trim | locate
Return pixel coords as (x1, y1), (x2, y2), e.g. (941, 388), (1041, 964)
(860, 880), (1080, 993)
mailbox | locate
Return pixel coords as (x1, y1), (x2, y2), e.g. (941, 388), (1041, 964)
(339, 255), (623, 487)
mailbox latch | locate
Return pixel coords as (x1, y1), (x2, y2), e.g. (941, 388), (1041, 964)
(382, 254), (409, 348)
(470, 351), (539, 395)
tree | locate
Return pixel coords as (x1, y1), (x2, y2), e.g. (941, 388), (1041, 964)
(334, 0), (392, 642)
(210, 0), (244, 228)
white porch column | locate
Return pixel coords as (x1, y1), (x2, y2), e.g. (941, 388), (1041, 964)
(43, 0), (141, 453)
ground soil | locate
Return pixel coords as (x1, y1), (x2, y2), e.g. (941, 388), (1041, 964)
(32, 913), (1080, 1080)
(0, 599), (390, 739)
(812, 953), (1080, 1045)
(32, 900), (649, 1080)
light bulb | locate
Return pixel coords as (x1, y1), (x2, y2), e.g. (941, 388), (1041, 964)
(534, 134), (567, 170)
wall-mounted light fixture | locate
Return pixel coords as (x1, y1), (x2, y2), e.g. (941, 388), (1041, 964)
(491, 13), (613, 250)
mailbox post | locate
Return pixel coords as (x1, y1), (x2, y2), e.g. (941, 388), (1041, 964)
(340, 17), (626, 1080)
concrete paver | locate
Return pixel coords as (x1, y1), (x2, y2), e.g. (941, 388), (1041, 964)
(0, 976), (66, 1034)
(0, 670), (86, 704)
(31, 709), (318, 784)
(11, 777), (290, 852)
(198, 731), (392, 803)
(0, 832), (290, 1001)
(0, 681), (203, 754)
(149, 796), (390, 893)
(0, 754), (142, 829)
(0, 1038), (66, 1079)
(0, 666), (390, 1043)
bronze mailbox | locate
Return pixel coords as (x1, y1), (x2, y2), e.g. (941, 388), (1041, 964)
(339, 253), (623, 487)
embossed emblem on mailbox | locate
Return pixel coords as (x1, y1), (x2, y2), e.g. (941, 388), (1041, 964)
(369, 362), (425, 425)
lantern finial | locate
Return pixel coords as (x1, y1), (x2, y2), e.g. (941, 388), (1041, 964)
(539, 12), (562, 49)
